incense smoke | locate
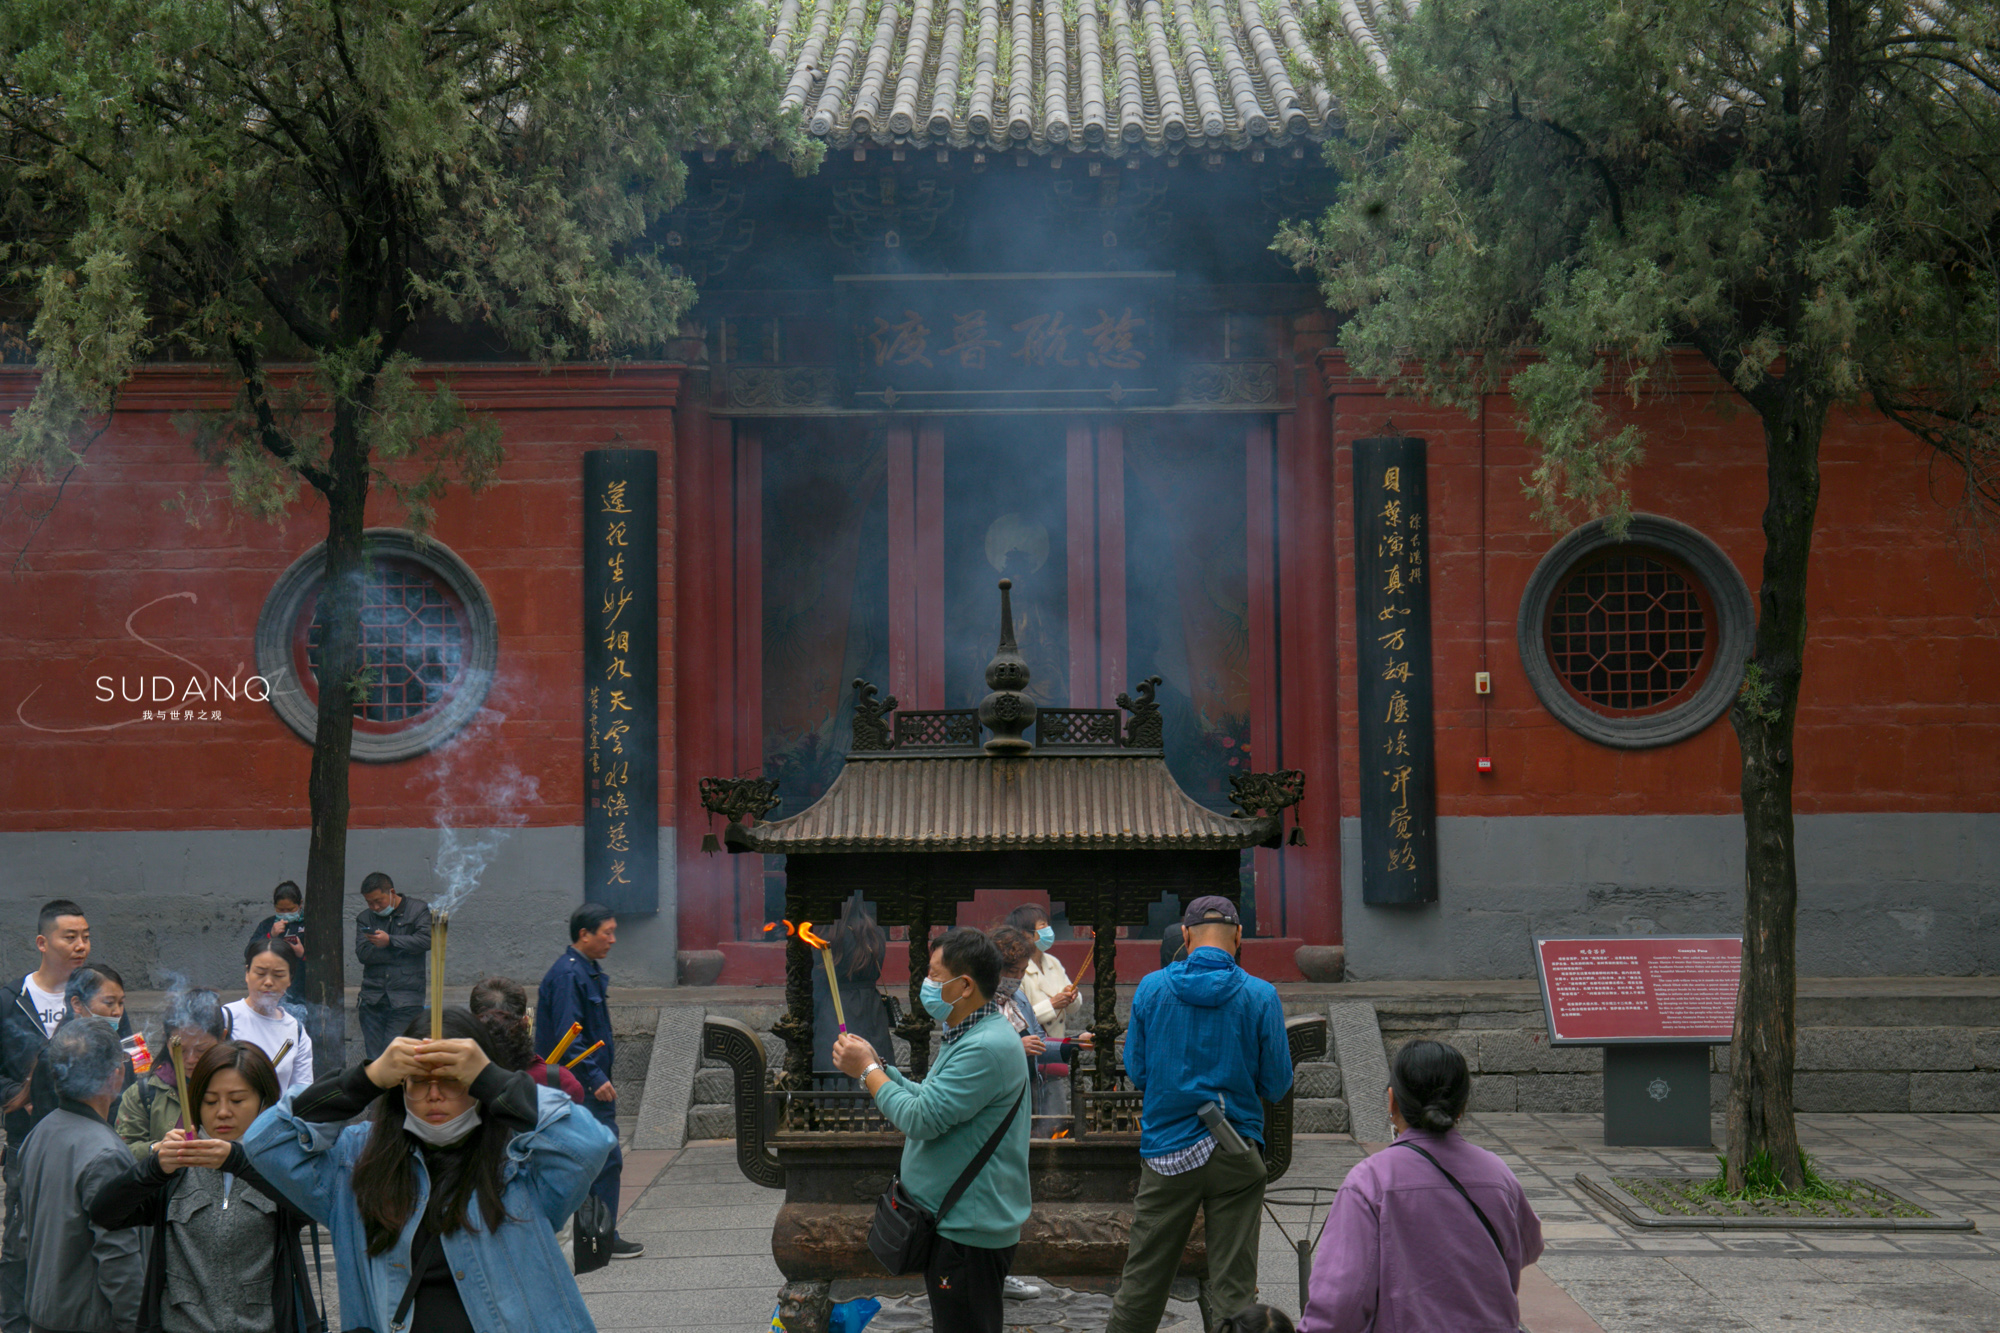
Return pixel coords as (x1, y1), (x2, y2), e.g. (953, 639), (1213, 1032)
(429, 671), (540, 916)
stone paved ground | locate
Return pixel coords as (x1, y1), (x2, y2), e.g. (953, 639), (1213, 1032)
(586, 1114), (2000, 1332)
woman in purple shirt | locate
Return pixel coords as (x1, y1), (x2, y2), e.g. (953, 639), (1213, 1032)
(1299, 1041), (1544, 1333)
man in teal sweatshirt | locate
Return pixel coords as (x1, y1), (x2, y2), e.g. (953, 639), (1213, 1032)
(834, 927), (1030, 1333)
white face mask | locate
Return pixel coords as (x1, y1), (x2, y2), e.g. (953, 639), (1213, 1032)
(403, 1104), (482, 1147)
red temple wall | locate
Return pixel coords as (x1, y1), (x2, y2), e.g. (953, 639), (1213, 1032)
(1320, 350), (2000, 825)
(0, 365), (682, 835)
(3, 355), (1994, 976)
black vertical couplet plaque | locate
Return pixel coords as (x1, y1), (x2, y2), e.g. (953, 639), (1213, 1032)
(1353, 436), (1438, 905)
(583, 450), (659, 915)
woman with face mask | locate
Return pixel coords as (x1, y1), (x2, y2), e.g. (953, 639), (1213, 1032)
(225, 943), (314, 1090)
(242, 1007), (615, 1333)
(118, 989), (229, 1161)
(87, 1041), (322, 1333)
(1003, 905), (1077, 1044)
(988, 928), (1093, 1130)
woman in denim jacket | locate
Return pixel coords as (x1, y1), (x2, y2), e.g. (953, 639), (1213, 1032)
(243, 1008), (615, 1332)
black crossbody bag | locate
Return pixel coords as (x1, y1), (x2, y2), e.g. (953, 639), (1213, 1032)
(867, 1093), (1022, 1275)
(1392, 1140), (1529, 1333)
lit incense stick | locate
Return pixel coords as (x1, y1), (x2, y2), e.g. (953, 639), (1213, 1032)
(273, 1039), (294, 1069)
(546, 1021), (583, 1066)
(563, 1040), (606, 1070)
(429, 912), (450, 1040)
(798, 922), (846, 1032)
(169, 1037), (195, 1135)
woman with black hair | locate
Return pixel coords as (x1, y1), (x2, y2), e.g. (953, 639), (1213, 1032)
(242, 1007), (616, 1333)
(810, 895), (895, 1088)
(1297, 1040), (1543, 1333)
(87, 1040), (322, 1333)
(225, 941), (314, 1089)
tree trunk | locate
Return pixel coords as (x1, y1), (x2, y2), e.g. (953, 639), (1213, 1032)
(300, 400), (371, 1071)
(1724, 383), (1825, 1192)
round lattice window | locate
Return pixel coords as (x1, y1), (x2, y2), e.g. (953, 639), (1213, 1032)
(1518, 516), (1752, 749)
(256, 530), (497, 762)
(1545, 551), (1714, 716)
(293, 562), (467, 729)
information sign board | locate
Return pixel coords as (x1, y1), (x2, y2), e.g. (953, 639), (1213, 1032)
(1534, 936), (1741, 1045)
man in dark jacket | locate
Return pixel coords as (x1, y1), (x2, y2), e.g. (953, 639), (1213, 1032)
(18, 1016), (143, 1333)
(0, 898), (95, 1333)
(535, 903), (640, 1259)
(353, 872), (431, 1059)
(1105, 896), (1292, 1333)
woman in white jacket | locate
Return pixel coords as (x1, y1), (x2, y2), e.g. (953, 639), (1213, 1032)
(223, 940), (314, 1089)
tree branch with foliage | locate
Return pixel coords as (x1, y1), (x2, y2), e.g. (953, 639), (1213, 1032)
(0, 0), (816, 1048)
(1280, 0), (1998, 1189)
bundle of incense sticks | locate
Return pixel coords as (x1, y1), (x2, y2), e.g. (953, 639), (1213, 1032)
(272, 1039), (294, 1069)
(564, 1040), (605, 1070)
(169, 1037), (194, 1135)
(546, 1021), (583, 1066)
(429, 912), (451, 1040)
(798, 922), (846, 1032)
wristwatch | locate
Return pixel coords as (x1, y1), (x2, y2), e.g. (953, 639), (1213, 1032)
(861, 1062), (884, 1079)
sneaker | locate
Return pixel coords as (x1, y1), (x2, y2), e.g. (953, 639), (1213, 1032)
(1002, 1276), (1041, 1300)
(609, 1236), (645, 1260)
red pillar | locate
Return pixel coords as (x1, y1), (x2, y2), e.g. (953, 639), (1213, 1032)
(1282, 363), (1342, 945)
(1065, 421), (1098, 705)
(1246, 417), (1281, 936)
(674, 404), (720, 950)
(1096, 424), (1127, 705)
(917, 423), (946, 708)
(733, 426), (764, 941)
(886, 425), (917, 707)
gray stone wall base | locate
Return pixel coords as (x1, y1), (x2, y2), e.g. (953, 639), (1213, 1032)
(1330, 1001), (1394, 1140)
(1341, 812), (2000, 979)
(632, 1005), (705, 1150)
(0, 826), (681, 986)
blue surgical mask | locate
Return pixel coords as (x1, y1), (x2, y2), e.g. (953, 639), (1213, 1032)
(920, 977), (955, 1022)
(1036, 926), (1055, 950)
(274, 911), (303, 924)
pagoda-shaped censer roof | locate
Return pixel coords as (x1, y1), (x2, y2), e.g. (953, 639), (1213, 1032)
(706, 579), (1300, 857)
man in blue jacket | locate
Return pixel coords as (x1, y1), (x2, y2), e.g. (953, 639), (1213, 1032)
(1106, 896), (1292, 1333)
(535, 902), (641, 1258)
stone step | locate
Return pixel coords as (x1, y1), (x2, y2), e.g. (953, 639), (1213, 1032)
(1293, 1061), (1342, 1100)
(1294, 1098), (1350, 1134)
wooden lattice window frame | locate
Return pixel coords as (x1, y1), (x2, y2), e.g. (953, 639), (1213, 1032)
(1518, 516), (1753, 750)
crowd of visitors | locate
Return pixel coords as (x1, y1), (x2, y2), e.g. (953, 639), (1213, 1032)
(0, 880), (635, 1332)
(0, 880), (1544, 1333)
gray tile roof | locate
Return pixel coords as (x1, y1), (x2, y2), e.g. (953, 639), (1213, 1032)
(723, 754), (1281, 852)
(769, 0), (1392, 156)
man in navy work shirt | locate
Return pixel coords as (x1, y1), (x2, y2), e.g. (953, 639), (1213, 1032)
(1105, 895), (1292, 1333)
(536, 902), (640, 1258)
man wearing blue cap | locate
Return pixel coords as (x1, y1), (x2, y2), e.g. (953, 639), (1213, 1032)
(1106, 896), (1293, 1333)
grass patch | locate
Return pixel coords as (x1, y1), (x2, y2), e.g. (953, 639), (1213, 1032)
(1612, 1153), (1936, 1222)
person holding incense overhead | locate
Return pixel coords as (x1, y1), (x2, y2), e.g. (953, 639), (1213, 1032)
(810, 896), (895, 1089)
(225, 941), (315, 1090)
(354, 872), (432, 1060)
(117, 990), (228, 1161)
(534, 904), (639, 1261)
(86, 1040), (323, 1333)
(243, 1008), (614, 1333)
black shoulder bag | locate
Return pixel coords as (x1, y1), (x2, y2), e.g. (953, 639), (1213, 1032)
(867, 1093), (1022, 1275)
(1392, 1140), (1529, 1333)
